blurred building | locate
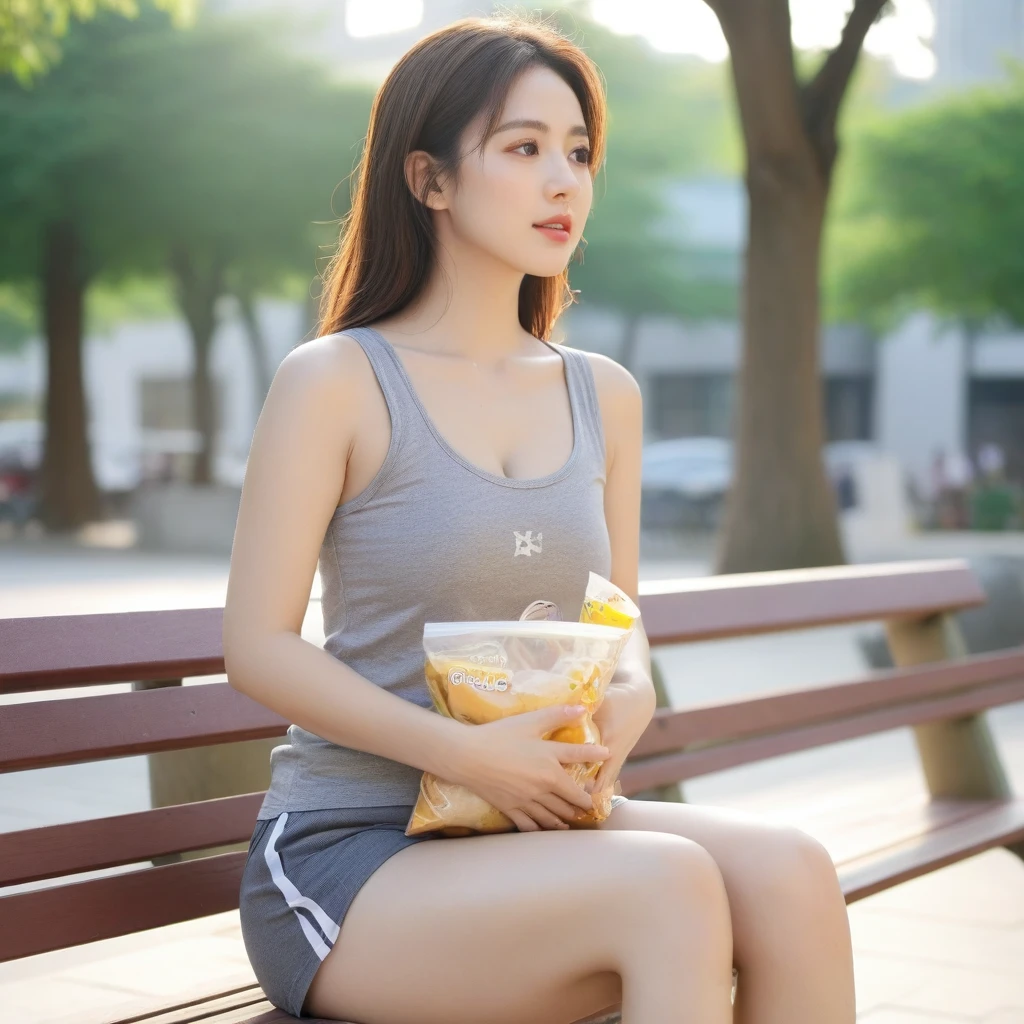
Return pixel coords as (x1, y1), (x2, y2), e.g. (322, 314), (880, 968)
(566, 166), (1024, 497)
(931, 0), (1024, 89)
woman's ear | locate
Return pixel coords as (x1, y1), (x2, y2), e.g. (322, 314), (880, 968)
(404, 150), (447, 211)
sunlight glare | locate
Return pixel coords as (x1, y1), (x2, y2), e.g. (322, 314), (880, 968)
(589, 0), (936, 79)
(345, 0), (424, 38)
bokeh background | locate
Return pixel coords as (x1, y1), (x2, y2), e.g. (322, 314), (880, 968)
(2, 0), (1024, 569)
(2, 3), (1024, 1021)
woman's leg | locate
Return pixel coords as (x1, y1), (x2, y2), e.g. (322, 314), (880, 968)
(600, 800), (856, 1024)
(304, 828), (733, 1024)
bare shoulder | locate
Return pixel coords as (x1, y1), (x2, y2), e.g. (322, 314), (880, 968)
(575, 349), (643, 461)
(577, 348), (641, 405)
(268, 332), (381, 435)
(272, 331), (374, 399)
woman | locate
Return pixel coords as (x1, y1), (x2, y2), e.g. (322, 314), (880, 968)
(225, 13), (856, 1023)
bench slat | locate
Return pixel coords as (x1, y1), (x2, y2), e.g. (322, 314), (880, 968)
(792, 794), (995, 867)
(0, 561), (983, 695)
(0, 607), (225, 693)
(0, 683), (288, 773)
(839, 798), (1024, 903)
(0, 851), (247, 962)
(115, 990), (279, 1024)
(620, 676), (1024, 793)
(0, 793), (265, 886)
(5, 651), (1021, 779)
(631, 648), (1024, 758)
(95, 983), (267, 1024)
(638, 559), (984, 644)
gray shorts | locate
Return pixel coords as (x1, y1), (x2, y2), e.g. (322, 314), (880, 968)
(238, 797), (629, 1018)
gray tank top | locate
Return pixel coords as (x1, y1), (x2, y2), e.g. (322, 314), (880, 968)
(256, 324), (612, 818)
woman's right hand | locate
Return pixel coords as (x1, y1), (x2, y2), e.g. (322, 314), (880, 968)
(448, 704), (610, 833)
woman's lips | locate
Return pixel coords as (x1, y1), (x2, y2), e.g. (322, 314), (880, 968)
(533, 225), (571, 243)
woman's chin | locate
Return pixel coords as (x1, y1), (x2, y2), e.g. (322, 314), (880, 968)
(518, 257), (574, 279)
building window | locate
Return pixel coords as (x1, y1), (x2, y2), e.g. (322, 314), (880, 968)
(825, 377), (874, 442)
(651, 374), (734, 438)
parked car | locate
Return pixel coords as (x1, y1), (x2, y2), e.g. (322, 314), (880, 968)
(641, 436), (733, 529)
(641, 435), (911, 533)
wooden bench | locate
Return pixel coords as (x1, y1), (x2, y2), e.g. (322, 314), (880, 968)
(2, 558), (1023, 1024)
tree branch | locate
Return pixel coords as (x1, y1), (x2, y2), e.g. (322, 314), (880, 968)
(702, 0), (809, 162)
(801, 0), (890, 174)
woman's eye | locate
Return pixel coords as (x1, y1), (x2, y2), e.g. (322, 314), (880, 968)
(513, 141), (591, 164)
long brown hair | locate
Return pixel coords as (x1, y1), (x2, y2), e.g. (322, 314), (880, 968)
(317, 11), (607, 343)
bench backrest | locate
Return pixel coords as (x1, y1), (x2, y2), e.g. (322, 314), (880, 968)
(1, 558), (1018, 962)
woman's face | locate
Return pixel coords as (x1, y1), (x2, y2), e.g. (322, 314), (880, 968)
(429, 64), (594, 278)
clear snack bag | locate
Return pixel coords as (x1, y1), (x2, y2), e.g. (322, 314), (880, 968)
(406, 573), (642, 838)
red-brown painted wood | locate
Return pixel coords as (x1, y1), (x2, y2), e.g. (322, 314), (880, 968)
(630, 648), (1024, 758)
(0, 607), (225, 693)
(0, 851), (247, 962)
(638, 559), (984, 644)
(0, 682), (287, 773)
(839, 799), (1024, 903)
(620, 676), (1024, 793)
(0, 793), (265, 886)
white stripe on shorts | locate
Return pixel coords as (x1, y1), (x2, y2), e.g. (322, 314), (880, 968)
(264, 812), (341, 961)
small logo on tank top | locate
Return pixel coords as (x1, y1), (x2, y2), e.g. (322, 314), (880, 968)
(514, 530), (543, 557)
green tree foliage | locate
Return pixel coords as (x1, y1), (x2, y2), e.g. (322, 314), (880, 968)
(0, 8), (372, 524)
(0, 286), (36, 354)
(0, 0), (196, 83)
(829, 75), (1024, 330)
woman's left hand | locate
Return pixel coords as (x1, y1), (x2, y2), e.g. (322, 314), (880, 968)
(588, 677), (658, 801)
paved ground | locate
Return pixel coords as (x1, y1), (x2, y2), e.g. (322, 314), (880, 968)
(1, 528), (1023, 1022)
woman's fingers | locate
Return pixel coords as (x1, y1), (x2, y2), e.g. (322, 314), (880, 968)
(552, 742), (610, 764)
(551, 771), (596, 811)
(507, 808), (541, 832)
(538, 792), (586, 824)
(523, 801), (569, 831)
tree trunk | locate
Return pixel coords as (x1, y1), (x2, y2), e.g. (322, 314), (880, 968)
(39, 220), (102, 532)
(715, 158), (845, 572)
(235, 287), (273, 413)
(171, 248), (225, 487)
(704, 0), (886, 572)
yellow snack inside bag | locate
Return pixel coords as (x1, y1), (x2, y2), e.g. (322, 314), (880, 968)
(406, 573), (640, 837)
(580, 570), (642, 631)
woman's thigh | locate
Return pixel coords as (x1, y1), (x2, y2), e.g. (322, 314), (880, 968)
(305, 826), (722, 1024)
(598, 799), (839, 953)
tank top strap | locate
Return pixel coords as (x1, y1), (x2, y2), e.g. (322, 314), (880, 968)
(554, 343), (607, 472)
(337, 324), (422, 444)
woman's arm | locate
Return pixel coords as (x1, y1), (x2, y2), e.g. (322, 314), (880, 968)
(591, 350), (655, 701)
(586, 352), (657, 795)
(222, 336), (468, 782)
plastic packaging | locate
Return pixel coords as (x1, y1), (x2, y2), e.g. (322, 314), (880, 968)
(405, 573), (641, 837)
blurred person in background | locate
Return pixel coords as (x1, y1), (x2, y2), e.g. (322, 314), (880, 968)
(937, 447), (974, 529)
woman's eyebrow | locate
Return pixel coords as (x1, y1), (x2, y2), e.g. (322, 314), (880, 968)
(495, 118), (589, 138)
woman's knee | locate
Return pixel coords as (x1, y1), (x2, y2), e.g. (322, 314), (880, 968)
(744, 825), (844, 913)
(620, 832), (732, 930)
